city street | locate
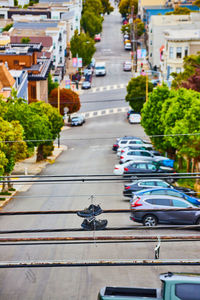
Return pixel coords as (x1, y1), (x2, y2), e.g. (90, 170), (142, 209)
(0, 5), (200, 300)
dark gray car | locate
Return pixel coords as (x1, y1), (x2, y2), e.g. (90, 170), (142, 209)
(130, 195), (200, 226)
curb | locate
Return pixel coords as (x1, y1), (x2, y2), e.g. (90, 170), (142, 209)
(0, 145), (67, 210)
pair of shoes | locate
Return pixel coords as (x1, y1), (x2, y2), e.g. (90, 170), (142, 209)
(77, 204), (102, 218)
(81, 218), (108, 230)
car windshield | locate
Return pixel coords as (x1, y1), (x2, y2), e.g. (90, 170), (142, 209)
(72, 117), (79, 121)
(96, 66), (105, 70)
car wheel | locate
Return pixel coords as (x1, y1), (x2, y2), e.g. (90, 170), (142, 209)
(143, 214), (157, 227)
(195, 218), (200, 225)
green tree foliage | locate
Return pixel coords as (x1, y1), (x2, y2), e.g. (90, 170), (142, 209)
(161, 89), (200, 166)
(70, 30), (96, 66)
(83, 0), (103, 15)
(4, 98), (53, 162)
(30, 101), (63, 160)
(49, 88), (81, 115)
(134, 18), (145, 37)
(101, 0), (114, 14)
(48, 73), (59, 95)
(165, 7), (191, 15)
(172, 54), (200, 89)
(119, 0), (138, 17)
(194, 0), (200, 7)
(0, 117), (27, 191)
(81, 11), (103, 38)
(121, 24), (130, 34)
(0, 150), (7, 176)
(141, 85), (173, 154)
(2, 23), (13, 32)
(126, 75), (153, 113)
(21, 37), (31, 44)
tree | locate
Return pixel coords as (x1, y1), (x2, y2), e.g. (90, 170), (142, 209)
(121, 24), (130, 35)
(83, 0), (103, 15)
(0, 118), (27, 191)
(119, 0), (138, 17)
(70, 30), (96, 66)
(141, 85), (176, 157)
(125, 75), (153, 113)
(134, 18), (145, 38)
(172, 54), (200, 89)
(81, 11), (103, 38)
(21, 37), (31, 44)
(161, 89), (200, 173)
(194, 0), (200, 6)
(165, 7), (191, 15)
(5, 98), (53, 162)
(2, 23), (13, 32)
(101, 0), (114, 14)
(181, 68), (200, 92)
(30, 101), (63, 161)
(48, 73), (59, 95)
(49, 88), (81, 116)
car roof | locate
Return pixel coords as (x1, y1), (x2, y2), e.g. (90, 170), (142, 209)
(134, 179), (169, 183)
(136, 187), (181, 193)
(137, 194), (194, 202)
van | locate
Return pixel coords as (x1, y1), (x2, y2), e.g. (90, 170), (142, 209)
(95, 62), (106, 76)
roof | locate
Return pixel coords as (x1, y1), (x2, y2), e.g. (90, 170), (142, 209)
(13, 21), (59, 30)
(0, 63), (15, 88)
(160, 272), (200, 283)
(165, 29), (200, 41)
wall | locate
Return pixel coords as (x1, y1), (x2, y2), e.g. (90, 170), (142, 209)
(0, 54), (33, 69)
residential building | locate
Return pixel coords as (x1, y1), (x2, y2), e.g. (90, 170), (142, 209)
(162, 29), (200, 84)
(9, 20), (66, 81)
(0, 43), (51, 102)
(148, 13), (200, 69)
(10, 69), (28, 101)
(0, 0), (14, 6)
(0, 62), (15, 99)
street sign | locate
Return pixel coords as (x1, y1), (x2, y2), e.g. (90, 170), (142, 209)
(77, 58), (82, 68)
(65, 79), (71, 89)
(72, 58), (77, 67)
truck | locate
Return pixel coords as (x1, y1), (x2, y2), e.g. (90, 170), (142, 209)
(95, 62), (106, 76)
(98, 272), (200, 300)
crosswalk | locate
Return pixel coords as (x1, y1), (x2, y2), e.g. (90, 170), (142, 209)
(78, 83), (127, 95)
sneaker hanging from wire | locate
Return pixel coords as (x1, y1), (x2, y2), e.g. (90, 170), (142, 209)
(77, 204), (102, 218)
(81, 218), (108, 230)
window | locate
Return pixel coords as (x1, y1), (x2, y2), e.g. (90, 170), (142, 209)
(59, 57), (62, 63)
(129, 141), (137, 144)
(141, 151), (152, 157)
(166, 190), (182, 198)
(53, 56), (56, 62)
(175, 283), (200, 300)
(172, 199), (189, 208)
(14, 60), (19, 65)
(53, 43), (56, 50)
(150, 40), (152, 45)
(176, 67), (181, 73)
(136, 163), (147, 169)
(59, 46), (62, 52)
(136, 140), (142, 144)
(140, 181), (156, 186)
(154, 199), (171, 206)
(151, 190), (166, 195)
(185, 46), (188, 57)
(147, 164), (157, 170)
(156, 181), (169, 188)
(176, 47), (182, 58)
(169, 47), (174, 59)
(120, 141), (127, 145)
(145, 199), (154, 204)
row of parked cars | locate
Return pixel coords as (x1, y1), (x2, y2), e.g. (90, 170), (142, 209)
(112, 135), (199, 226)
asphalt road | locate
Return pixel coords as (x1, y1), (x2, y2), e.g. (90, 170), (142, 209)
(0, 6), (200, 300)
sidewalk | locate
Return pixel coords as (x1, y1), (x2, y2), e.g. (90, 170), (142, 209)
(0, 143), (67, 209)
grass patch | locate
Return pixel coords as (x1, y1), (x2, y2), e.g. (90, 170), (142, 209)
(8, 188), (16, 191)
(0, 197), (6, 201)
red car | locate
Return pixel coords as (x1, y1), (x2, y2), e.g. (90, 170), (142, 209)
(94, 34), (101, 42)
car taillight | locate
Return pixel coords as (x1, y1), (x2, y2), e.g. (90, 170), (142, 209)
(125, 186), (130, 190)
(113, 144), (117, 147)
(131, 198), (142, 208)
(115, 167), (119, 170)
(120, 156), (124, 159)
(121, 150), (125, 153)
(124, 167), (129, 171)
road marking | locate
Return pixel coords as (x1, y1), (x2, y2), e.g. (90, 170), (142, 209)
(79, 83), (127, 95)
(80, 107), (129, 119)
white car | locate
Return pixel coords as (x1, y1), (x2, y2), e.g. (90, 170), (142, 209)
(113, 161), (135, 175)
(129, 113), (141, 124)
(119, 149), (170, 164)
(124, 42), (131, 50)
(117, 144), (154, 157)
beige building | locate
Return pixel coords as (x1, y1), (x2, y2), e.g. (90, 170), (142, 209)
(138, 0), (166, 18)
(162, 29), (200, 83)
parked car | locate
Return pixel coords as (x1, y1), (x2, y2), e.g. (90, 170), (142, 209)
(129, 113), (141, 124)
(84, 68), (92, 76)
(113, 161), (136, 175)
(130, 195), (200, 226)
(124, 42), (131, 50)
(123, 61), (132, 71)
(123, 179), (196, 197)
(94, 34), (101, 42)
(112, 136), (144, 151)
(82, 80), (91, 89)
(98, 272), (200, 300)
(119, 149), (172, 165)
(117, 144), (154, 158)
(122, 161), (175, 181)
(130, 187), (200, 206)
(127, 109), (134, 119)
(71, 115), (85, 126)
(151, 79), (160, 87)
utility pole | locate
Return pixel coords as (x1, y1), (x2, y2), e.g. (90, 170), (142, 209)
(134, 20), (138, 72)
(130, 6), (135, 77)
(146, 73), (148, 102)
(57, 86), (60, 148)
